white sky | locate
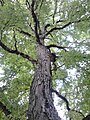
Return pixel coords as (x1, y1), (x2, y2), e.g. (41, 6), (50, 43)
(53, 69), (78, 120)
(54, 94), (66, 120)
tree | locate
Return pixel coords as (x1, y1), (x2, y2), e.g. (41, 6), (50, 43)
(0, 0), (90, 120)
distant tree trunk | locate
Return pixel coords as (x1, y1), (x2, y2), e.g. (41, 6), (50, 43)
(27, 43), (61, 120)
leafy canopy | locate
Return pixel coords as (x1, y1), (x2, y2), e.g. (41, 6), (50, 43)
(0, 0), (90, 119)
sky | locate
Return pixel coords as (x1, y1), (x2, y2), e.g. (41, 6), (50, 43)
(54, 94), (66, 120)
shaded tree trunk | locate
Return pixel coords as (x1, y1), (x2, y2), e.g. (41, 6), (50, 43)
(27, 43), (61, 120)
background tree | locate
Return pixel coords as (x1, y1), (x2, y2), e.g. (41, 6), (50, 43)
(0, 0), (90, 120)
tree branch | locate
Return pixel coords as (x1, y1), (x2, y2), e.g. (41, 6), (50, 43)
(13, 29), (18, 51)
(46, 44), (68, 52)
(45, 21), (73, 36)
(52, 89), (70, 111)
(0, 40), (37, 64)
(0, 102), (11, 116)
(16, 28), (32, 37)
(52, 89), (85, 118)
(46, 18), (90, 36)
(26, 0), (40, 41)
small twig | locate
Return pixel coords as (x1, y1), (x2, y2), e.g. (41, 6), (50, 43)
(55, 63), (65, 70)
(16, 28), (32, 37)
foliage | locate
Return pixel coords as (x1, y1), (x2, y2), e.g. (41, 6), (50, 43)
(0, 0), (90, 119)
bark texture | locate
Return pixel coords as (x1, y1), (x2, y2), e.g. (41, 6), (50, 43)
(27, 43), (61, 120)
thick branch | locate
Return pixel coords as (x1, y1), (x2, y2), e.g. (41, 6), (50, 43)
(0, 102), (11, 116)
(52, 89), (70, 111)
(52, 89), (85, 118)
(46, 44), (68, 51)
(46, 21), (73, 36)
(26, 0), (40, 41)
(46, 18), (90, 36)
(0, 40), (37, 64)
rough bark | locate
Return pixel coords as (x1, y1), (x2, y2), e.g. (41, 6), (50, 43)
(27, 43), (61, 120)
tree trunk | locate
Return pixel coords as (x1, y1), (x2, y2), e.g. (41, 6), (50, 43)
(27, 43), (61, 120)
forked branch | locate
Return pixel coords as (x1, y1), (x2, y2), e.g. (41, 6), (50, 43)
(26, 0), (40, 41)
(0, 40), (37, 64)
(46, 18), (90, 36)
